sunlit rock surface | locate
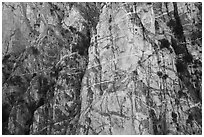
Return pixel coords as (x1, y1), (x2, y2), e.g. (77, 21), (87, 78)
(79, 2), (202, 135)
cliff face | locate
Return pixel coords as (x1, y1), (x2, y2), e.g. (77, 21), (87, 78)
(79, 2), (202, 135)
(2, 2), (202, 135)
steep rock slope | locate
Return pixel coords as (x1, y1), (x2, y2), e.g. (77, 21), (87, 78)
(2, 2), (100, 135)
(79, 2), (202, 135)
(2, 2), (202, 135)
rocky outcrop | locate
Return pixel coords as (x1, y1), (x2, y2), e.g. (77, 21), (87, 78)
(78, 2), (202, 135)
(2, 2), (202, 135)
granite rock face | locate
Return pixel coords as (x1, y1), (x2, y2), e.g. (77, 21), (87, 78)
(79, 2), (202, 135)
(2, 2), (202, 135)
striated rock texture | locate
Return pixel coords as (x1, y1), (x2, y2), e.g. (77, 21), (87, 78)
(2, 2), (202, 135)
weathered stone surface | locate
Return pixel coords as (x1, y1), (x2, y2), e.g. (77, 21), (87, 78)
(79, 2), (202, 135)
(2, 2), (202, 135)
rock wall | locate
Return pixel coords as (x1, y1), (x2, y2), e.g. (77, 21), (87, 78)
(79, 2), (202, 135)
(2, 2), (202, 135)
